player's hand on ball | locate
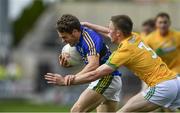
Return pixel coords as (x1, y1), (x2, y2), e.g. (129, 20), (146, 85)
(59, 53), (71, 67)
(44, 73), (65, 86)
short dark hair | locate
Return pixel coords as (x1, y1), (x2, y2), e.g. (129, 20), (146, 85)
(142, 18), (155, 28)
(56, 14), (81, 33)
(155, 12), (170, 21)
(111, 15), (133, 37)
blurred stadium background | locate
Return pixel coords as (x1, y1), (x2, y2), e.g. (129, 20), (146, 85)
(0, 0), (180, 112)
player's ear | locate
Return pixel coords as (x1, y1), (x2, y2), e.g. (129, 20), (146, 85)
(72, 29), (78, 36)
(72, 29), (81, 38)
(72, 29), (78, 34)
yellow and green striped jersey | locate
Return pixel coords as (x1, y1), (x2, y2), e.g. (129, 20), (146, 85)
(106, 32), (176, 87)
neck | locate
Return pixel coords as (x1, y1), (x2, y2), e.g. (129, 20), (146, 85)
(117, 33), (132, 43)
(117, 36), (125, 43)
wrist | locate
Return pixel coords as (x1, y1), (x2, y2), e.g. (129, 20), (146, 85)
(64, 75), (76, 86)
(69, 75), (76, 85)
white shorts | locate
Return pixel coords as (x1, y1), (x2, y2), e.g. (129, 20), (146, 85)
(142, 75), (180, 110)
(87, 75), (122, 102)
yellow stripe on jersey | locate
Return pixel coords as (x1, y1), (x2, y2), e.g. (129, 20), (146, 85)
(83, 31), (97, 55)
(83, 31), (95, 55)
(82, 33), (93, 55)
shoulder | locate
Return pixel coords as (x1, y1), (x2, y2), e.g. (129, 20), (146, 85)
(82, 27), (103, 44)
(143, 31), (156, 44)
(171, 29), (180, 36)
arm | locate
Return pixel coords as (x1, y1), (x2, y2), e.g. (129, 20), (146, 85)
(45, 45), (130, 86)
(71, 64), (114, 85)
(81, 22), (109, 36)
(76, 55), (99, 76)
(44, 64), (114, 86)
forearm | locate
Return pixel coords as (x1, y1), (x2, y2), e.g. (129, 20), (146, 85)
(71, 64), (114, 85)
(72, 70), (101, 85)
(76, 63), (99, 76)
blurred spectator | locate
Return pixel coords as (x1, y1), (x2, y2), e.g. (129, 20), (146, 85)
(144, 12), (180, 74)
(141, 18), (155, 38)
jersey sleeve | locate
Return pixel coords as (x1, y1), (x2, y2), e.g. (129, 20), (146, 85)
(105, 45), (131, 70)
(143, 35), (151, 45)
(82, 30), (103, 56)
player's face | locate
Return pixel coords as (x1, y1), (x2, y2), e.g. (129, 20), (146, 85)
(57, 30), (79, 46)
(156, 16), (170, 34)
(108, 21), (119, 43)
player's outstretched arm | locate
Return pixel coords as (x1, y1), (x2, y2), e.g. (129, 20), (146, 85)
(81, 22), (109, 34)
(44, 64), (114, 86)
(69, 64), (114, 85)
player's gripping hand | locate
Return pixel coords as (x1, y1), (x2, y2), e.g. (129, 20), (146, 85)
(59, 53), (71, 67)
(44, 73), (66, 86)
(64, 75), (76, 86)
(80, 22), (89, 26)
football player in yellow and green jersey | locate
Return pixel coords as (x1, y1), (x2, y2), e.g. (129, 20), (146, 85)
(144, 12), (180, 73)
(107, 32), (176, 87)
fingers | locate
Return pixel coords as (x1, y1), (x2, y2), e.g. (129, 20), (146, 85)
(80, 22), (86, 25)
(64, 75), (71, 86)
(44, 73), (65, 86)
(46, 73), (55, 76)
(47, 81), (56, 84)
(68, 75), (75, 86)
(59, 53), (71, 67)
(80, 22), (88, 26)
(44, 73), (59, 85)
(64, 75), (75, 86)
(59, 54), (62, 65)
(44, 74), (56, 84)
